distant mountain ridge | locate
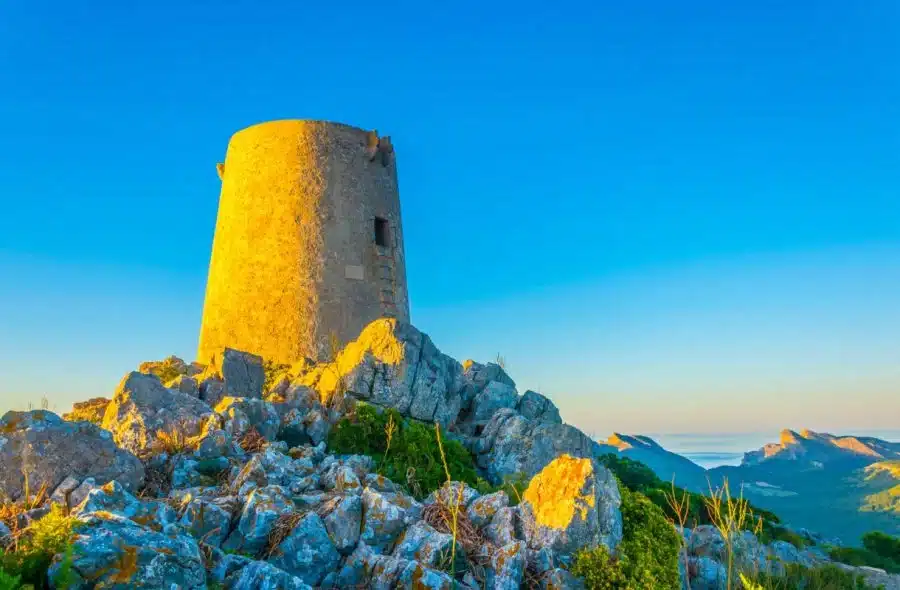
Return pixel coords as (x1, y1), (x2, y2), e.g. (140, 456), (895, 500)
(600, 429), (900, 543)
(742, 428), (900, 466)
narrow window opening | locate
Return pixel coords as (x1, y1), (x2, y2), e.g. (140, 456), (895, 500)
(374, 217), (389, 247)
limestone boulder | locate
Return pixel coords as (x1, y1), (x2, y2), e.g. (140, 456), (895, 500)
(61, 397), (110, 425)
(301, 319), (466, 427)
(204, 347), (265, 399)
(222, 485), (295, 555)
(461, 360), (516, 407)
(0, 410), (144, 502)
(269, 512), (341, 586)
(517, 390), (562, 424)
(467, 490), (509, 528)
(52, 511), (206, 589)
(519, 454), (623, 557)
(471, 381), (519, 422)
(335, 543), (455, 589)
(487, 541), (527, 590)
(213, 396), (281, 441)
(471, 408), (600, 485)
(178, 496), (236, 547)
(225, 560), (313, 590)
(72, 480), (177, 532)
(101, 371), (213, 455)
(320, 494), (363, 554)
(360, 487), (424, 551)
(393, 520), (461, 569)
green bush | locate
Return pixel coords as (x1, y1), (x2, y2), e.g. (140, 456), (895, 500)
(829, 544), (900, 574)
(571, 485), (681, 589)
(862, 531), (900, 562)
(328, 403), (492, 498)
(747, 563), (877, 589)
(0, 503), (77, 588)
(0, 569), (21, 590)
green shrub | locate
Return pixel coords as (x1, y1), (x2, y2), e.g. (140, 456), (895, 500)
(862, 531), (900, 562)
(829, 544), (900, 574)
(0, 569), (21, 590)
(571, 485), (681, 589)
(747, 563), (877, 589)
(328, 403), (489, 498)
(0, 503), (77, 588)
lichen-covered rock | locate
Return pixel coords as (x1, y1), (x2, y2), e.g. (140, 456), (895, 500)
(303, 407), (331, 445)
(360, 487), (424, 551)
(222, 485), (295, 555)
(321, 494), (363, 554)
(101, 371), (213, 455)
(214, 396), (280, 441)
(279, 408), (311, 447)
(393, 520), (459, 568)
(767, 540), (816, 571)
(472, 408), (600, 485)
(686, 556), (727, 590)
(461, 360), (516, 406)
(194, 426), (240, 459)
(61, 397), (110, 425)
(53, 511), (205, 589)
(301, 319), (466, 427)
(204, 347), (265, 399)
(178, 496), (235, 547)
(487, 541), (527, 590)
(334, 543), (454, 590)
(540, 568), (586, 589)
(517, 390), (562, 425)
(484, 506), (520, 546)
(466, 490), (509, 528)
(519, 454), (622, 557)
(424, 481), (480, 509)
(199, 375), (228, 407)
(49, 475), (82, 506)
(229, 448), (312, 495)
(269, 512), (341, 586)
(72, 480), (177, 531)
(364, 472), (401, 493)
(321, 464), (362, 494)
(225, 559), (313, 590)
(472, 381), (519, 422)
(139, 355), (199, 380)
(0, 410), (144, 502)
(167, 375), (200, 397)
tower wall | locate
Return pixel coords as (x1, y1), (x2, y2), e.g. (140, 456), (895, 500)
(197, 120), (410, 365)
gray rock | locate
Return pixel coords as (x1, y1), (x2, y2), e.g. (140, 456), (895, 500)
(487, 541), (527, 590)
(279, 408), (311, 447)
(461, 360), (516, 406)
(360, 487), (424, 551)
(466, 490), (509, 528)
(335, 543), (453, 590)
(49, 475), (82, 507)
(471, 381), (519, 422)
(222, 485), (295, 555)
(517, 390), (562, 424)
(101, 371), (213, 455)
(304, 408), (331, 445)
(226, 560), (313, 590)
(68, 477), (99, 508)
(199, 375), (227, 407)
(472, 409), (599, 485)
(321, 495), (363, 555)
(178, 496), (235, 547)
(168, 375), (199, 397)
(424, 481), (480, 509)
(540, 568), (586, 589)
(208, 347), (265, 399)
(300, 320), (466, 428)
(528, 546), (557, 574)
(519, 454), (622, 557)
(269, 512), (341, 586)
(61, 397), (110, 425)
(229, 448), (312, 494)
(194, 427), (240, 459)
(687, 556), (727, 590)
(53, 511), (205, 589)
(364, 472), (401, 492)
(72, 480), (177, 531)
(393, 520), (459, 568)
(0, 410), (144, 502)
(321, 464), (362, 494)
(214, 397), (281, 441)
(484, 506), (520, 546)
(207, 549), (252, 584)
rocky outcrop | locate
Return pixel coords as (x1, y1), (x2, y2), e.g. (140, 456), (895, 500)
(101, 371), (214, 455)
(0, 410), (144, 502)
(61, 397), (110, 425)
(519, 454), (623, 555)
(205, 347), (266, 399)
(300, 319), (466, 428)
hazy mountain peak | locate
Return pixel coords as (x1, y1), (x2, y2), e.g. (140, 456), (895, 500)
(744, 429), (900, 467)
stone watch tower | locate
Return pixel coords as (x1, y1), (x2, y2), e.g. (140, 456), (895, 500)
(197, 120), (410, 365)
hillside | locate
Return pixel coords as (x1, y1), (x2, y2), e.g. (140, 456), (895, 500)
(0, 319), (897, 589)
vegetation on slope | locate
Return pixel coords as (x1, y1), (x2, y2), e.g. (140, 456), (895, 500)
(0, 503), (77, 589)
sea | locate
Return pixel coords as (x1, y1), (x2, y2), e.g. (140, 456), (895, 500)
(644, 430), (900, 469)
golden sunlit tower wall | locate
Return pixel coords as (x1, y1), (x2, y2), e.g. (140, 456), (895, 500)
(197, 120), (410, 365)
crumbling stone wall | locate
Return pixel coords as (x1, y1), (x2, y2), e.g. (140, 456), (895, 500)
(198, 120), (410, 365)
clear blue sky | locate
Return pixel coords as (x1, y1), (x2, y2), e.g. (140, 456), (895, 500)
(1, 0), (898, 436)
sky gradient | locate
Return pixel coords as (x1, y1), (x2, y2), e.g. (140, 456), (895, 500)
(1, 0), (898, 436)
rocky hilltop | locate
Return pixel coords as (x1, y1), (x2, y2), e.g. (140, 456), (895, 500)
(0, 319), (897, 589)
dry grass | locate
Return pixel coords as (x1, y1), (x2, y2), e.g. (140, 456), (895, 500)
(264, 511), (305, 559)
(238, 427), (267, 454)
(149, 422), (197, 457)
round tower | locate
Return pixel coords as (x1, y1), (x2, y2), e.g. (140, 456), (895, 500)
(197, 120), (410, 365)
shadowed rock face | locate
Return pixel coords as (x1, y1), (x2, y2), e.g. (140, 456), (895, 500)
(0, 410), (144, 501)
